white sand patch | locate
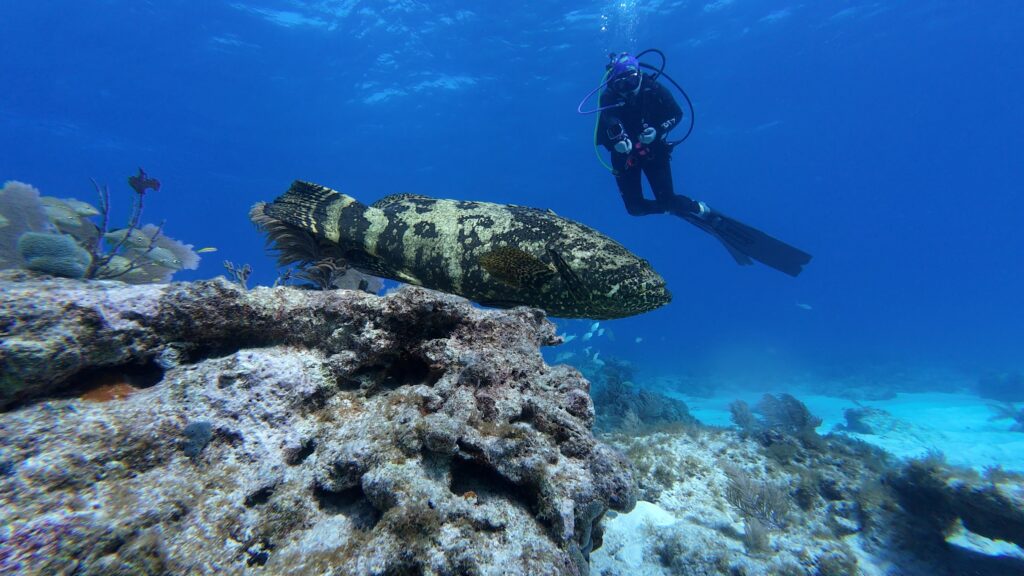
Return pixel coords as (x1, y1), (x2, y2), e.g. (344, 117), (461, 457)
(592, 501), (676, 575)
(675, 389), (1024, 472)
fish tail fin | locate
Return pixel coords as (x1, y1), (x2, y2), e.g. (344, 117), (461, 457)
(264, 181), (368, 243)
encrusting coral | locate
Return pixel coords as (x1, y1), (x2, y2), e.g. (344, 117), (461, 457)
(0, 273), (635, 575)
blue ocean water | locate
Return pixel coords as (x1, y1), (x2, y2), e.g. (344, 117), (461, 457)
(2, 0), (1022, 378)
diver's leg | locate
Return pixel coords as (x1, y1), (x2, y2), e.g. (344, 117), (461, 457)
(640, 158), (746, 260)
(643, 157), (703, 216)
(614, 158), (662, 216)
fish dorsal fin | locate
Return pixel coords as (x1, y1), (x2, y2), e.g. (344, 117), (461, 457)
(371, 193), (432, 208)
(547, 248), (587, 300)
(479, 246), (556, 289)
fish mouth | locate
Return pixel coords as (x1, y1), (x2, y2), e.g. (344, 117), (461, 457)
(657, 287), (673, 306)
(635, 284), (672, 313)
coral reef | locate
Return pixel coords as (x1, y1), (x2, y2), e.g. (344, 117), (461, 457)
(592, 429), (869, 576)
(986, 402), (1024, 432)
(730, 393), (825, 462)
(223, 260), (253, 290)
(887, 453), (1024, 562)
(0, 172), (199, 284)
(0, 182), (54, 269)
(834, 405), (891, 434)
(977, 371), (1024, 403)
(587, 357), (697, 434)
(0, 273), (635, 575)
(16, 232), (92, 278)
(591, 395), (1024, 576)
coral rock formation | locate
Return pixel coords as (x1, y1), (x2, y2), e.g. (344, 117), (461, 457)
(0, 272), (635, 575)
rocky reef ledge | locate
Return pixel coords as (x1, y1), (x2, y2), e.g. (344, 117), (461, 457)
(0, 271), (635, 575)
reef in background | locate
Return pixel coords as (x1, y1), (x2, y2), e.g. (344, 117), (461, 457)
(0, 272), (634, 575)
(592, 393), (1024, 576)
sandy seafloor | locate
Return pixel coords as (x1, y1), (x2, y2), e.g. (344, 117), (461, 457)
(589, 377), (1024, 575)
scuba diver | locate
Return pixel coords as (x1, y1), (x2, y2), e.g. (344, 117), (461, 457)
(578, 50), (812, 277)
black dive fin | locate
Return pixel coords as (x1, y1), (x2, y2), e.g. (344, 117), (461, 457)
(683, 216), (754, 266)
(684, 212), (812, 277)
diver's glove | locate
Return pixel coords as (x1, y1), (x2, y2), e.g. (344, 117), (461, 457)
(614, 138), (633, 154)
(639, 126), (657, 144)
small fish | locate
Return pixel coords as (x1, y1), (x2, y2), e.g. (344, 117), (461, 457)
(554, 351), (576, 363)
(597, 327), (605, 337)
(196, 247), (218, 254)
(582, 332), (592, 341)
(0, 213), (8, 228)
(145, 246), (184, 269)
(61, 198), (101, 217)
(561, 333), (577, 343)
(105, 228), (154, 250)
(795, 302), (813, 311)
(590, 322), (600, 332)
(41, 197), (86, 229)
(635, 337), (643, 343)
(100, 255), (134, 276)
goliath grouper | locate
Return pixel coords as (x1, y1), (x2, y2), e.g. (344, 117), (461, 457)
(255, 181), (671, 319)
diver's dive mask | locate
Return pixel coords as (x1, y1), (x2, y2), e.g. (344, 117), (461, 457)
(610, 69), (642, 95)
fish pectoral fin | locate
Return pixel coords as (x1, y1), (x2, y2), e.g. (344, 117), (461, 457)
(395, 270), (422, 285)
(344, 250), (396, 279)
(547, 248), (588, 301)
(344, 250), (421, 286)
(478, 247), (556, 289)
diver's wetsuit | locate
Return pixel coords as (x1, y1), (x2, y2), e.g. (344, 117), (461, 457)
(598, 72), (699, 217)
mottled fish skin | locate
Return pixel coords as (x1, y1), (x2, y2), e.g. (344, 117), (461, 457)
(261, 181), (671, 319)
